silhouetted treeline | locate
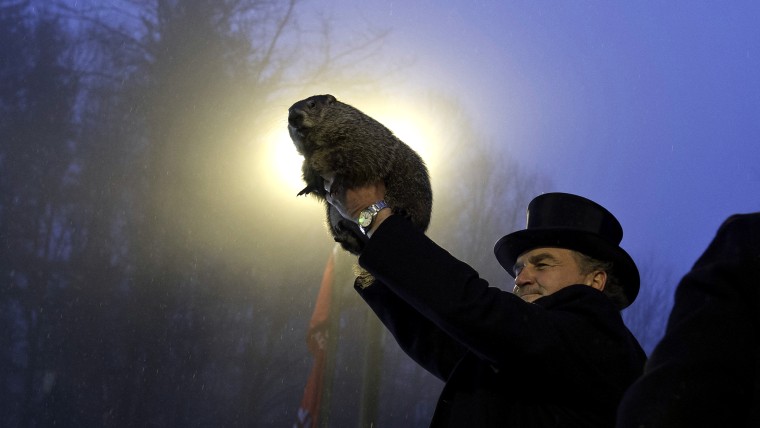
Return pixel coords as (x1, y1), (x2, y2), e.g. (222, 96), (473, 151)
(0, 1), (343, 426)
(0, 1), (672, 427)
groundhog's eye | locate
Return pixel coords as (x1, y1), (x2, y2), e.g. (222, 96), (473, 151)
(307, 100), (316, 109)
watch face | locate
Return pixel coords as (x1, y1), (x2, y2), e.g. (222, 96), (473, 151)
(358, 210), (373, 227)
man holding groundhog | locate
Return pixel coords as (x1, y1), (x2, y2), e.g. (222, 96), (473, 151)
(324, 178), (645, 427)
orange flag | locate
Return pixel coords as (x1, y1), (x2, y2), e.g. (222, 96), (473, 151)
(294, 247), (336, 428)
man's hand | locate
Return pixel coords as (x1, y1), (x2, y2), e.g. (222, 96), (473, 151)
(323, 173), (387, 222)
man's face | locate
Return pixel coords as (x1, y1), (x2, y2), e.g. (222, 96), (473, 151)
(512, 247), (604, 303)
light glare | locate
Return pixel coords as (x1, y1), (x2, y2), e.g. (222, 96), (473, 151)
(269, 130), (306, 195)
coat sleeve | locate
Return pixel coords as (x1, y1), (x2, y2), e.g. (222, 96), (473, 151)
(356, 280), (468, 381)
(357, 215), (625, 373)
(617, 213), (760, 427)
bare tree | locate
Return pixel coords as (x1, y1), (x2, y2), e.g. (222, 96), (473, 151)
(0, 5), (85, 426)
(2, 0), (394, 426)
(622, 254), (676, 354)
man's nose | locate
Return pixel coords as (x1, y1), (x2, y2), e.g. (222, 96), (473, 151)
(514, 268), (532, 287)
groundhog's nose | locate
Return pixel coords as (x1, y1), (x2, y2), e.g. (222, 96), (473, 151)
(288, 109), (302, 127)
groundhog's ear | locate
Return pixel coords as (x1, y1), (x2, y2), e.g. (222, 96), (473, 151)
(326, 94), (336, 104)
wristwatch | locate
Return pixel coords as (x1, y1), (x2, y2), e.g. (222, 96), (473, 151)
(357, 200), (388, 235)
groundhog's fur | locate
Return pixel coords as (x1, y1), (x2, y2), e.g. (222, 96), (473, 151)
(287, 94), (433, 260)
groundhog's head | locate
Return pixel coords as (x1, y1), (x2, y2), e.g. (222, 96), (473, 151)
(287, 94), (337, 155)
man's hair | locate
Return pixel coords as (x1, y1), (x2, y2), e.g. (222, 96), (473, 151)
(572, 251), (629, 310)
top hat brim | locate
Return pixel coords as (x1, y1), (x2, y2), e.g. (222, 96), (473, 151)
(494, 228), (640, 307)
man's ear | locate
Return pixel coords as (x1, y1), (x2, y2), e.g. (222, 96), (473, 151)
(589, 270), (607, 292)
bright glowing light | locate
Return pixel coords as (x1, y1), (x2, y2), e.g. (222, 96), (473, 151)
(271, 131), (306, 193)
(254, 124), (307, 199)
(246, 115), (325, 228)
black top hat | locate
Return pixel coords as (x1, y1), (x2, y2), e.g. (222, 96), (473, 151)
(494, 192), (639, 307)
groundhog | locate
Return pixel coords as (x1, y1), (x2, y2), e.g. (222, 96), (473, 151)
(287, 94), (433, 257)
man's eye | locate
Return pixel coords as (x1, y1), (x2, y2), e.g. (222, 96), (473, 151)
(535, 263), (548, 269)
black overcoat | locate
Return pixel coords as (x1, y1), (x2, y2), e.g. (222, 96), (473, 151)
(617, 213), (760, 427)
(357, 216), (645, 427)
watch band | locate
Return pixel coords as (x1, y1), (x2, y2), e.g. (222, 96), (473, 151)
(358, 200), (388, 235)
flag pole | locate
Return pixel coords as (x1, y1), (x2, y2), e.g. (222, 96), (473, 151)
(358, 309), (383, 427)
(293, 244), (340, 428)
(318, 244), (342, 428)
